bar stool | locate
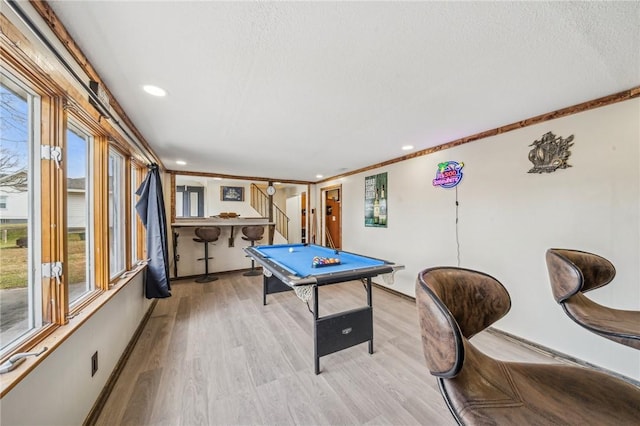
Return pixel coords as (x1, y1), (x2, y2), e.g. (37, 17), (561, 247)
(242, 225), (264, 276)
(193, 227), (221, 282)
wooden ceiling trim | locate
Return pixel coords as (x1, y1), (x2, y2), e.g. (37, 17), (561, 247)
(318, 87), (640, 183)
(169, 170), (314, 186)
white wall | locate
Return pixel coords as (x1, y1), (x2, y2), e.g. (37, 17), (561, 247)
(1, 274), (153, 425)
(286, 194), (302, 243)
(205, 180), (261, 217)
(319, 98), (640, 380)
(172, 225), (286, 277)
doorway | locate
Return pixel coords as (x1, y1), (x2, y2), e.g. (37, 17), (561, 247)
(321, 185), (341, 249)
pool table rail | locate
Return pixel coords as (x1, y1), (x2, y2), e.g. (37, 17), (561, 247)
(244, 244), (395, 286)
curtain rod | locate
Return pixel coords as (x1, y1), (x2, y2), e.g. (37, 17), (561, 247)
(5, 0), (156, 166)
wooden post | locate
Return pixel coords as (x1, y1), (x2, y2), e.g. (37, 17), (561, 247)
(268, 181), (274, 244)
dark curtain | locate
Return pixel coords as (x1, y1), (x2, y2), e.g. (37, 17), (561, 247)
(136, 164), (171, 298)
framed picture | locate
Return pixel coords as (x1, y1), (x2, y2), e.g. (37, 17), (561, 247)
(364, 172), (387, 227)
(220, 186), (244, 202)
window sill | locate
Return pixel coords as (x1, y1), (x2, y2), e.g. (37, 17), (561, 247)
(0, 265), (147, 397)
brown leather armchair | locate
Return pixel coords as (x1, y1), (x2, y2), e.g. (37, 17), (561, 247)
(546, 248), (640, 350)
(416, 266), (640, 425)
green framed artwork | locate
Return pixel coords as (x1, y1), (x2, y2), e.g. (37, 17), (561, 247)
(364, 172), (387, 227)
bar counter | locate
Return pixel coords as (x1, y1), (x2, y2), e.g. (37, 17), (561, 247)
(171, 217), (275, 278)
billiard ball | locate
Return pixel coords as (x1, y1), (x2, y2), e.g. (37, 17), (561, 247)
(289, 247), (294, 253)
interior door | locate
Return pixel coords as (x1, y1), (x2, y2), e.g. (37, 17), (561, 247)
(323, 186), (341, 249)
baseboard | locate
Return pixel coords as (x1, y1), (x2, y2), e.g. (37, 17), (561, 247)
(372, 281), (415, 302)
(83, 300), (158, 426)
(486, 327), (640, 387)
(171, 267), (261, 282)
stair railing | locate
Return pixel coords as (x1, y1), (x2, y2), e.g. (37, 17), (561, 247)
(250, 184), (289, 241)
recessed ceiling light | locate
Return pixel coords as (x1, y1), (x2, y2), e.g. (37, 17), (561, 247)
(175, 160), (186, 165)
(402, 145), (414, 151)
(143, 85), (167, 97)
(316, 174), (323, 179)
(213, 177), (222, 180)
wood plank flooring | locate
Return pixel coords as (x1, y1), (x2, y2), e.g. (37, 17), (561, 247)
(94, 272), (560, 426)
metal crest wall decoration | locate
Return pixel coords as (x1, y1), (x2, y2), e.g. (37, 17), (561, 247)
(527, 131), (574, 173)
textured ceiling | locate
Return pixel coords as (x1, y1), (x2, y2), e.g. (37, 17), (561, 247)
(47, 1), (639, 182)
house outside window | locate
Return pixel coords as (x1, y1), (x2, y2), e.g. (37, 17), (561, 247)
(66, 122), (94, 306)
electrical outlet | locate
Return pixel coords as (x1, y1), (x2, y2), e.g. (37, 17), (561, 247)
(91, 351), (98, 376)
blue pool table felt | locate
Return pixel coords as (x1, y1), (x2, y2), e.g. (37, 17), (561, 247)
(253, 243), (386, 278)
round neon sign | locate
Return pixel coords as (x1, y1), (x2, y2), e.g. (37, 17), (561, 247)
(433, 161), (464, 188)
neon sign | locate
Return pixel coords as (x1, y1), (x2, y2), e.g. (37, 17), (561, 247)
(433, 161), (464, 188)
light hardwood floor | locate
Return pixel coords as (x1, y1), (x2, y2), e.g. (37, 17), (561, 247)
(94, 272), (560, 426)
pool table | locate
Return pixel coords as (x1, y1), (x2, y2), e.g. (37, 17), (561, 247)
(244, 243), (401, 374)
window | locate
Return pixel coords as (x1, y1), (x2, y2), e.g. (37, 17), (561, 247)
(108, 148), (126, 278)
(131, 163), (146, 264)
(0, 69), (41, 354)
(175, 185), (204, 217)
(131, 167), (139, 263)
(1, 21), (151, 374)
(66, 122), (94, 306)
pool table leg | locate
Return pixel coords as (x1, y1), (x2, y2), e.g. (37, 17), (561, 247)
(366, 277), (373, 355)
(263, 275), (267, 306)
(313, 285), (320, 374)
(263, 275), (294, 305)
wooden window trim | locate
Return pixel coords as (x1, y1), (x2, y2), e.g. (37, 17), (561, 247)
(107, 145), (128, 281)
(131, 161), (146, 264)
(125, 156), (132, 270)
(93, 135), (109, 291)
(1, 8), (157, 379)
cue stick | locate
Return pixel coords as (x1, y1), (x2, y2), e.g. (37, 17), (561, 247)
(311, 208), (317, 244)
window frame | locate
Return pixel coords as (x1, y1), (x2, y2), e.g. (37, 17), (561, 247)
(0, 66), (44, 357)
(0, 43), (147, 364)
(107, 146), (127, 280)
(65, 118), (96, 309)
(175, 185), (204, 218)
(131, 161), (147, 264)
(0, 8), (157, 395)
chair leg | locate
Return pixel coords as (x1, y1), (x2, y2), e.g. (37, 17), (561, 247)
(243, 240), (262, 276)
(196, 241), (218, 283)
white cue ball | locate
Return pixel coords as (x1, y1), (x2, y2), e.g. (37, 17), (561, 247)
(289, 247), (294, 252)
